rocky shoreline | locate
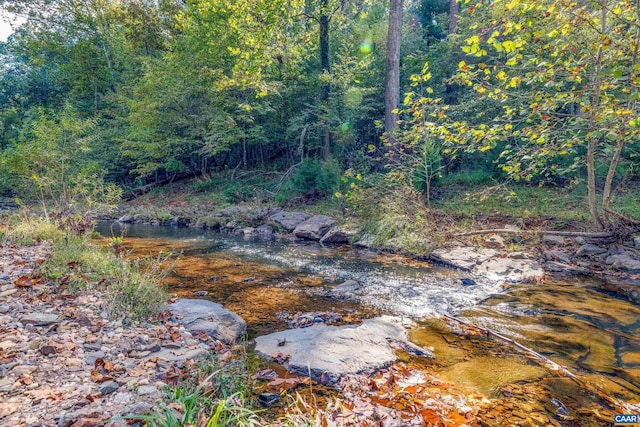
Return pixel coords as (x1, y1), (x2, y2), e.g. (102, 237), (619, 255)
(0, 242), (245, 427)
(113, 204), (640, 301)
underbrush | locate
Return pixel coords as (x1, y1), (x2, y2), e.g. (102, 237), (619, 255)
(348, 184), (452, 256)
(130, 350), (262, 427)
(2, 213), (168, 321)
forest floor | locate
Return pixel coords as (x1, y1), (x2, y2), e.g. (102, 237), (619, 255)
(0, 238), (243, 427)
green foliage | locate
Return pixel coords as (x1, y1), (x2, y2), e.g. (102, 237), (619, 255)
(0, 104), (121, 215)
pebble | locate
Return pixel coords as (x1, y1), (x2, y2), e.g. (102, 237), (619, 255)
(21, 313), (59, 326)
(136, 385), (158, 395)
(99, 380), (120, 395)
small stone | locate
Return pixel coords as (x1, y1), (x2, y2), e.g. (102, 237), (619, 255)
(0, 340), (17, 351)
(12, 365), (37, 375)
(99, 381), (120, 395)
(40, 345), (58, 356)
(21, 313), (59, 326)
(129, 350), (151, 358)
(65, 358), (83, 367)
(136, 385), (158, 396)
(257, 393), (281, 407)
(193, 291), (208, 297)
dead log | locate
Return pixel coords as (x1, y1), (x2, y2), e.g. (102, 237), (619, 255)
(452, 229), (614, 238)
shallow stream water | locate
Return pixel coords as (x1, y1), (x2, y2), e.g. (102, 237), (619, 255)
(96, 222), (640, 425)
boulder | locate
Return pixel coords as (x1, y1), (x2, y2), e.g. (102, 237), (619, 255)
(606, 253), (640, 273)
(430, 247), (498, 271)
(254, 316), (433, 384)
(167, 299), (246, 344)
(255, 224), (274, 239)
(634, 236), (640, 248)
(268, 211), (310, 231)
(576, 244), (607, 257)
(293, 215), (336, 240)
(319, 228), (349, 245)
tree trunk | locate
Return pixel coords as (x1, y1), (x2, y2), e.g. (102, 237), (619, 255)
(319, 0), (332, 159)
(385, 0), (403, 137)
(586, 4), (607, 230)
(448, 0), (458, 34)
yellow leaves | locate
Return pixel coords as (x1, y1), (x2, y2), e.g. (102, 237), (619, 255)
(502, 40), (516, 53)
(496, 70), (507, 81)
(459, 61), (468, 71)
(227, 46), (241, 55)
(478, 144), (492, 152)
(466, 35), (480, 45)
(504, 123), (513, 131)
(507, 77), (521, 88)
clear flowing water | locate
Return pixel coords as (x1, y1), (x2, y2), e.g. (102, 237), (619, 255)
(96, 222), (640, 424)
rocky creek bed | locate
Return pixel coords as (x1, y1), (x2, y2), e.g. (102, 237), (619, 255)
(0, 242), (247, 427)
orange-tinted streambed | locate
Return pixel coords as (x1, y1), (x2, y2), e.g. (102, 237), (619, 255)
(96, 222), (640, 426)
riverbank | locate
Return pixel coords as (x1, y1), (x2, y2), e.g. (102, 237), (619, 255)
(111, 178), (640, 301)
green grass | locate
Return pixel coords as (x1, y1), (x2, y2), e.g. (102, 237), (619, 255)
(125, 350), (262, 427)
(432, 184), (593, 222)
(2, 213), (168, 321)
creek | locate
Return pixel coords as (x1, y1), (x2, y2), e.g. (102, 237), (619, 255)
(96, 222), (640, 425)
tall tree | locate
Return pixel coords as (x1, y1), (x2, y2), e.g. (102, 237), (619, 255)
(448, 0), (458, 34)
(385, 0), (403, 136)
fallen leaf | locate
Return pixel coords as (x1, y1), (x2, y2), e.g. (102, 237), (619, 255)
(90, 369), (113, 383)
(126, 364), (147, 377)
(253, 369), (278, 380)
(13, 275), (36, 287)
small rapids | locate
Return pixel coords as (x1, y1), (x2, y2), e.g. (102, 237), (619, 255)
(96, 222), (502, 318)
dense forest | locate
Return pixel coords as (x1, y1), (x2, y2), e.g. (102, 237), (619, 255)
(0, 0), (639, 229)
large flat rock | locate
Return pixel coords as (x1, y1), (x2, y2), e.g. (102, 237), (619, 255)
(431, 247), (498, 270)
(431, 246), (543, 283)
(168, 299), (246, 344)
(473, 257), (544, 283)
(254, 316), (432, 384)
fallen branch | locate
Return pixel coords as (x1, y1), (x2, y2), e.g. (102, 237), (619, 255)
(443, 314), (575, 377)
(452, 229), (614, 238)
(442, 314), (634, 410)
(604, 208), (640, 225)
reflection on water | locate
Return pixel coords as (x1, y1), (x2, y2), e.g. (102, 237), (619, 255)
(95, 221), (640, 423)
